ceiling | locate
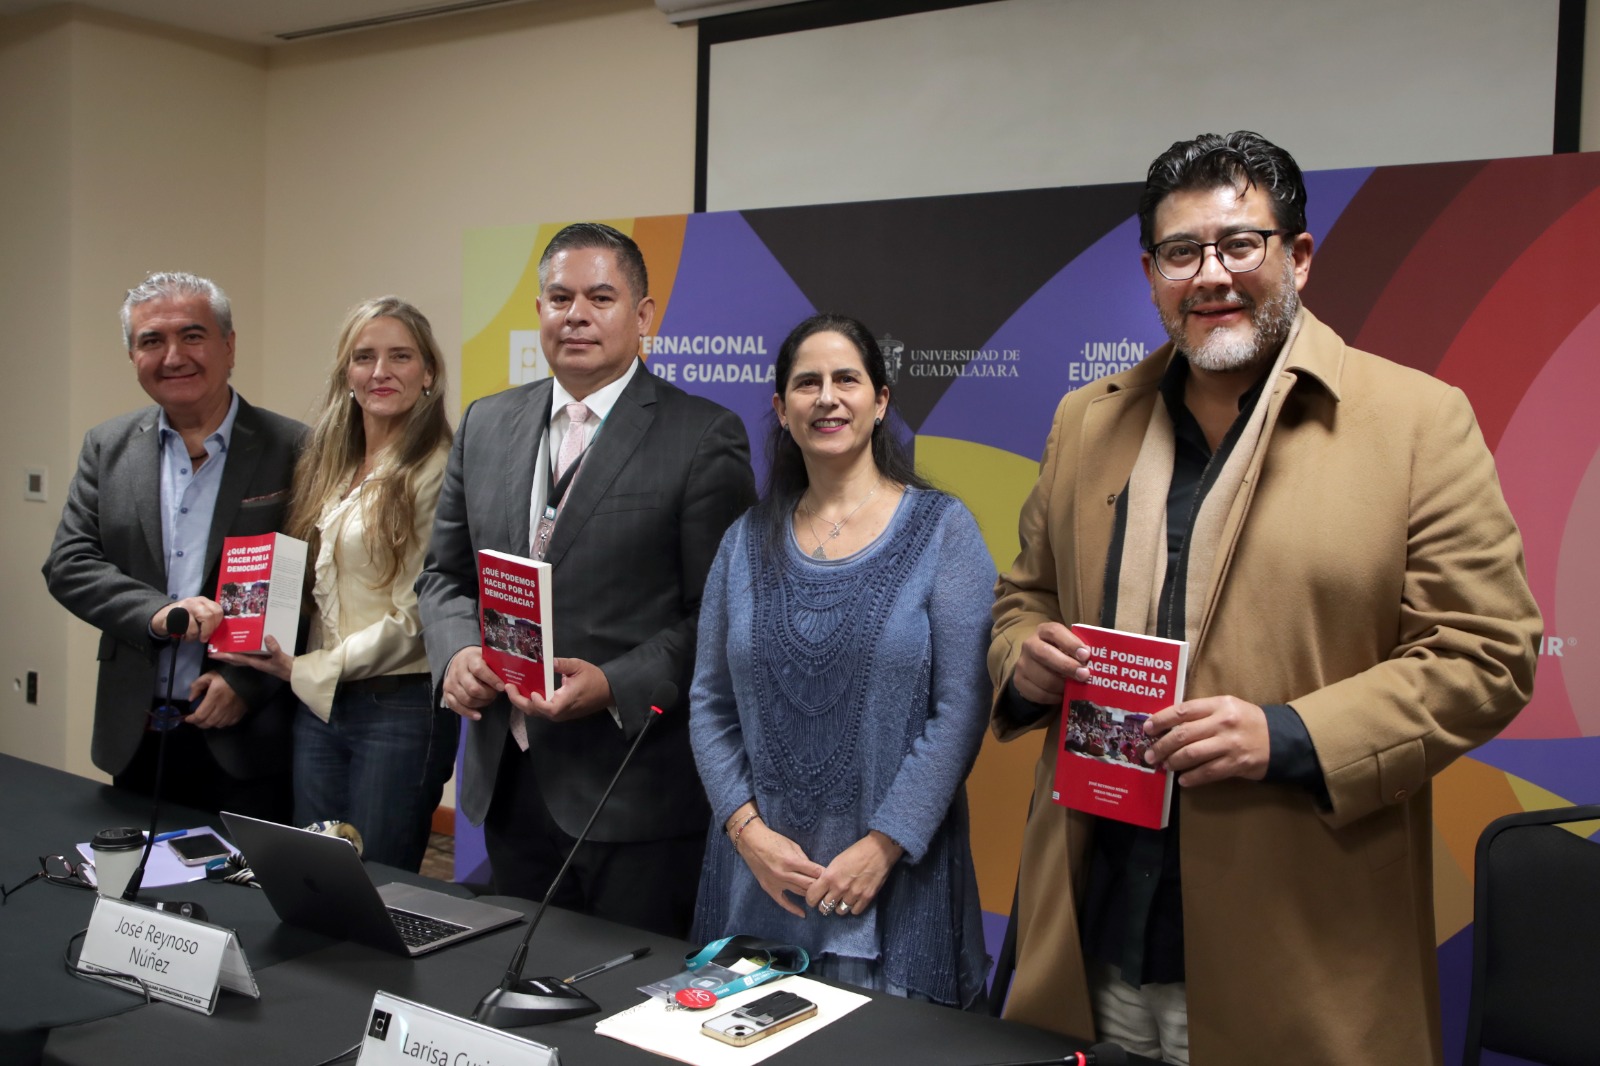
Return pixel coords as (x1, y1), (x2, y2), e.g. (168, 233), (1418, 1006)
(0, 0), (544, 44)
(0, 0), (803, 43)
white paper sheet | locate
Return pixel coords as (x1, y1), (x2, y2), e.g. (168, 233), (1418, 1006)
(595, 975), (869, 1066)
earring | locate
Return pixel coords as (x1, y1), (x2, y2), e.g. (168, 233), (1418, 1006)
(874, 416), (883, 428)
(348, 389), (356, 400)
(423, 387), (432, 397)
(781, 421), (789, 433)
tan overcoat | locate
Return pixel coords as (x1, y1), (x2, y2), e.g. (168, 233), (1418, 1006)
(988, 309), (1540, 1065)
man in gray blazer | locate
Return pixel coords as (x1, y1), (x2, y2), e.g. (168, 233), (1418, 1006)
(44, 272), (305, 819)
(418, 223), (755, 937)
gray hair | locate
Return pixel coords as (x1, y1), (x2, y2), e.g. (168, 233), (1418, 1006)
(121, 272), (233, 349)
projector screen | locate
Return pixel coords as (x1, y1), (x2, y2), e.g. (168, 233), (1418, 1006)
(700, 0), (1570, 211)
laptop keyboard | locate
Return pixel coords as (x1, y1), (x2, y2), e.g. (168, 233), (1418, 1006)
(387, 907), (469, 948)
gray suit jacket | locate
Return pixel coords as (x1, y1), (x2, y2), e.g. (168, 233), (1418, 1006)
(43, 395), (307, 780)
(417, 363), (755, 841)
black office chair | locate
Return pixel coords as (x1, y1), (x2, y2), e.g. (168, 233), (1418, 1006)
(1461, 803), (1600, 1066)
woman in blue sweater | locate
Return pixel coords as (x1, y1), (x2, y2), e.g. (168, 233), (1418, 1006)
(690, 312), (994, 1008)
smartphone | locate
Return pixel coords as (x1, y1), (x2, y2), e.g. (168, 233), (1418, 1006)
(700, 990), (817, 1047)
(168, 832), (231, 866)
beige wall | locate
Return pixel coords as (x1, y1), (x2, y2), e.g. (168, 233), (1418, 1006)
(0, 9), (74, 770)
(258, 0), (697, 421)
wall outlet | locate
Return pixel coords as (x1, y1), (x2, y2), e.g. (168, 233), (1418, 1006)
(26, 671), (37, 704)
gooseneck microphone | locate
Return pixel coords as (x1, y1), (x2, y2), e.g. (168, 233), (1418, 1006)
(472, 680), (679, 1029)
(975, 1044), (1128, 1066)
(121, 607), (189, 904)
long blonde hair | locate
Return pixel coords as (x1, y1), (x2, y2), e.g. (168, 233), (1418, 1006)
(287, 297), (453, 587)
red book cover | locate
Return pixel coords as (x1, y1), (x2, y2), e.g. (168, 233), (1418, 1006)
(206, 532), (307, 656)
(477, 548), (555, 699)
(1051, 623), (1190, 829)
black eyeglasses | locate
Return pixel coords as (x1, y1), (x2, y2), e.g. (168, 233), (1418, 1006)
(2, 854), (97, 904)
(1146, 229), (1293, 281)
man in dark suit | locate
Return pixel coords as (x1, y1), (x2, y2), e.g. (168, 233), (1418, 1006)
(44, 272), (305, 819)
(418, 223), (755, 937)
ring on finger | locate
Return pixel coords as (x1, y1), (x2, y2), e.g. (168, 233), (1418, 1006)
(836, 901), (851, 916)
(818, 899), (835, 915)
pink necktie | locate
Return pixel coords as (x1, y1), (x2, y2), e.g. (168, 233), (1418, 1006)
(512, 402), (590, 752)
(556, 402), (589, 486)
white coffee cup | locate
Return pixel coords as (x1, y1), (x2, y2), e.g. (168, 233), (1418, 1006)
(90, 827), (145, 898)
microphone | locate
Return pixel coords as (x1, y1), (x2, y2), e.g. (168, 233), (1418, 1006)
(975, 1045), (1128, 1066)
(472, 680), (679, 1029)
(122, 607), (190, 903)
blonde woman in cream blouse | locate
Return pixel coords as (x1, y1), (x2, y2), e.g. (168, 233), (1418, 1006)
(215, 297), (454, 870)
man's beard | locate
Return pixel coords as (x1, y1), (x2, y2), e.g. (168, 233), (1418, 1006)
(1160, 257), (1300, 372)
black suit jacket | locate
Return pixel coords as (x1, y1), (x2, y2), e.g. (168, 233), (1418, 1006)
(43, 395), (307, 779)
(417, 363), (756, 841)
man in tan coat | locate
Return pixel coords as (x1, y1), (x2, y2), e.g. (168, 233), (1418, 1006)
(989, 132), (1539, 1065)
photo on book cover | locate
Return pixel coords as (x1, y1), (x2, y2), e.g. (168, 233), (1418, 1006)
(481, 609), (545, 665)
(1064, 699), (1158, 773)
(218, 580), (269, 620)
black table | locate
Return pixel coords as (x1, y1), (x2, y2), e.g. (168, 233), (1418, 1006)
(2, 753), (1154, 1065)
(0, 753), (473, 1063)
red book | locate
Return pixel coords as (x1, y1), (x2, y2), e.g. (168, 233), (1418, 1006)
(477, 549), (555, 699)
(1051, 623), (1189, 829)
(206, 532), (307, 656)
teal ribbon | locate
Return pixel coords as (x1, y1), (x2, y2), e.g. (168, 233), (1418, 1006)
(681, 934), (810, 999)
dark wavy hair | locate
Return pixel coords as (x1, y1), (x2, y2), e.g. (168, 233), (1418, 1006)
(753, 312), (932, 560)
(1137, 131), (1308, 249)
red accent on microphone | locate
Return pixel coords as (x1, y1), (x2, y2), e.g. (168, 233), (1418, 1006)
(647, 680), (678, 717)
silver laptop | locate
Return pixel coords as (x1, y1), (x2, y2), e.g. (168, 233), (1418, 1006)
(221, 811), (523, 957)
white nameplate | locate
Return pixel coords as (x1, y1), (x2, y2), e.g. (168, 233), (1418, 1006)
(358, 991), (560, 1066)
(78, 896), (258, 1014)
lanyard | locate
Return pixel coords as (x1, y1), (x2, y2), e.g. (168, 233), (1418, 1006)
(532, 392), (608, 560)
(546, 446), (587, 515)
(671, 935), (810, 1009)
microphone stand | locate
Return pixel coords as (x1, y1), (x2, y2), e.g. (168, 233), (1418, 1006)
(472, 684), (675, 1029)
(122, 608), (189, 904)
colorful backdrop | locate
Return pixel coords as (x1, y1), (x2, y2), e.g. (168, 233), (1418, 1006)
(457, 151), (1599, 1061)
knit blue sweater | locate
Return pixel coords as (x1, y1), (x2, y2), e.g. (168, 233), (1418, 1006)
(689, 488), (995, 1007)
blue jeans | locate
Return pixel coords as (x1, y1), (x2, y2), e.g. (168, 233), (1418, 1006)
(291, 676), (458, 872)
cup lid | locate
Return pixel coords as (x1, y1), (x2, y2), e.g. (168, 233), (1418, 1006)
(91, 826), (145, 851)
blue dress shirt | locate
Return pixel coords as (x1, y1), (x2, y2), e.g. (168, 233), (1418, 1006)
(154, 391), (241, 703)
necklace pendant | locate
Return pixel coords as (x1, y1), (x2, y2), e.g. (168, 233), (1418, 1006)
(811, 544), (828, 560)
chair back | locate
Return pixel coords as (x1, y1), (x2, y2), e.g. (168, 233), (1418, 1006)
(1462, 804), (1600, 1066)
